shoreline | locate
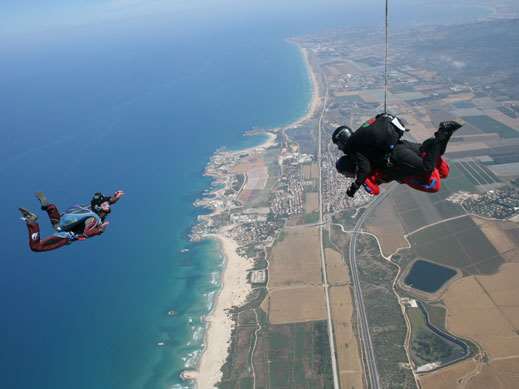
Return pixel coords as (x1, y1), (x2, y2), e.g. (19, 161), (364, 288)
(189, 39), (321, 388)
(193, 230), (253, 388)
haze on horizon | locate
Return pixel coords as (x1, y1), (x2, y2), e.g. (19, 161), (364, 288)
(1, 0), (380, 38)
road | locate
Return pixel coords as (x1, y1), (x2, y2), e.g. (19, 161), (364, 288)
(347, 189), (392, 389)
(316, 72), (386, 388)
(317, 80), (341, 389)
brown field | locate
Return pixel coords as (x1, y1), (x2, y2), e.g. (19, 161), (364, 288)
(329, 285), (364, 389)
(358, 90), (383, 104)
(472, 217), (519, 263)
(238, 189), (259, 203)
(407, 68), (437, 81)
(304, 192), (319, 214)
(420, 261), (519, 388)
(399, 113), (436, 142)
(440, 264), (519, 386)
(334, 90), (361, 97)
(323, 61), (362, 78)
(325, 248), (349, 285)
(443, 93), (476, 104)
(264, 286), (327, 325)
(267, 226), (322, 287)
(365, 195), (408, 257)
(445, 141), (490, 153)
(420, 358), (478, 389)
(233, 156), (268, 202)
(468, 359), (519, 389)
(484, 108), (519, 130)
(303, 162), (319, 180)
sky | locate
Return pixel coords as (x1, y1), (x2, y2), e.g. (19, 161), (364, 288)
(1, 0), (379, 38)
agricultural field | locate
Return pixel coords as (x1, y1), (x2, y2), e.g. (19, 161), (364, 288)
(390, 184), (464, 234)
(462, 115), (519, 139)
(304, 192), (319, 215)
(302, 163), (319, 181)
(264, 287), (327, 325)
(329, 286), (364, 389)
(365, 195), (408, 257)
(419, 358), (479, 389)
(421, 263), (519, 388)
(324, 247), (364, 389)
(267, 226), (322, 287)
(233, 155), (269, 204)
(406, 215), (503, 276)
(236, 317), (334, 389)
(472, 217), (519, 263)
(324, 248), (349, 285)
(443, 264), (519, 359)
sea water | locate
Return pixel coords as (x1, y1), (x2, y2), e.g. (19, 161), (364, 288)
(0, 2), (491, 388)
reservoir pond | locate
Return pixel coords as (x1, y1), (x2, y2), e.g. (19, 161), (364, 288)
(405, 260), (457, 293)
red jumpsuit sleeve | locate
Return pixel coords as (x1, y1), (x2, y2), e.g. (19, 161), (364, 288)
(362, 172), (381, 195)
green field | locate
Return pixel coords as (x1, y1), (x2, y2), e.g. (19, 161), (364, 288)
(407, 307), (466, 366)
(220, 311), (333, 389)
(304, 211), (320, 224)
(439, 162), (479, 194)
(355, 236), (418, 389)
(408, 216), (504, 276)
(462, 115), (519, 139)
(425, 304), (447, 330)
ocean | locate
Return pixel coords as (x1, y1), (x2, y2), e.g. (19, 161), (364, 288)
(0, 2), (491, 388)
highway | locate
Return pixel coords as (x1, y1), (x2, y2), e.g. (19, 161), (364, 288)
(316, 70), (392, 388)
(317, 80), (341, 389)
(347, 189), (392, 389)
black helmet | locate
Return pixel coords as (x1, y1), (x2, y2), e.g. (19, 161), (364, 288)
(335, 155), (357, 177)
(332, 125), (352, 150)
(91, 192), (111, 213)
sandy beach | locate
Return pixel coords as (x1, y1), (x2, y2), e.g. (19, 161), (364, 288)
(192, 41), (321, 388)
(288, 45), (321, 129)
(235, 130), (278, 155)
(195, 230), (253, 388)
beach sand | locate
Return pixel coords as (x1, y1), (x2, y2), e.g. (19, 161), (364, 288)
(289, 45), (321, 129)
(195, 230), (253, 388)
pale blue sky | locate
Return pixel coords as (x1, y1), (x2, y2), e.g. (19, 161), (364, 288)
(1, 0), (379, 37)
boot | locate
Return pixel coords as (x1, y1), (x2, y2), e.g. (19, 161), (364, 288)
(435, 121), (463, 155)
(35, 192), (49, 210)
(436, 121), (463, 139)
(19, 208), (38, 223)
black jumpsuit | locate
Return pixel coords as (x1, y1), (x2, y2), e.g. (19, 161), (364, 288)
(341, 114), (403, 188)
(342, 115), (450, 193)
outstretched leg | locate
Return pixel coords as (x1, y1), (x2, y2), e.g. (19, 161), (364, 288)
(36, 192), (60, 228)
(19, 208), (69, 252)
(26, 222), (70, 252)
(390, 121), (462, 179)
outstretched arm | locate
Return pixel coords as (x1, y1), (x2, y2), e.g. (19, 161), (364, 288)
(108, 190), (125, 205)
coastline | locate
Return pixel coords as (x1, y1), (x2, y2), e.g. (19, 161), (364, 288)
(189, 39), (321, 388)
(194, 230), (253, 388)
(290, 45), (321, 129)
